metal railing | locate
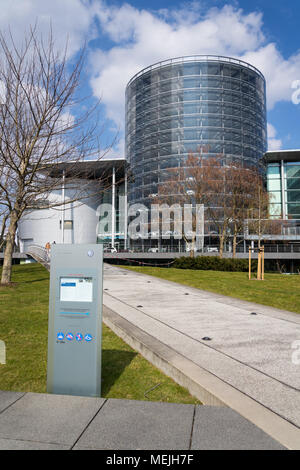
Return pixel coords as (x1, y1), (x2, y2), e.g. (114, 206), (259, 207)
(126, 55), (265, 88)
(26, 244), (50, 271)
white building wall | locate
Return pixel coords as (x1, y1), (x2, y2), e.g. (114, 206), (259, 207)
(18, 180), (102, 252)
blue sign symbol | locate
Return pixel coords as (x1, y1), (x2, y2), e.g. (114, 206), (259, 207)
(66, 332), (74, 341)
(57, 332), (64, 341)
(84, 334), (93, 342)
(76, 333), (83, 342)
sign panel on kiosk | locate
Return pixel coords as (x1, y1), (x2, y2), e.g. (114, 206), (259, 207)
(47, 244), (103, 397)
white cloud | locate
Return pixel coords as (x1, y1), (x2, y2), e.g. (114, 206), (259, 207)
(267, 123), (282, 151)
(0, 1), (300, 156)
(0, 0), (97, 57)
(90, 3), (266, 130)
(88, 2), (300, 143)
(242, 44), (300, 109)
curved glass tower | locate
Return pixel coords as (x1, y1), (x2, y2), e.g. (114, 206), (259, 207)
(125, 55), (267, 208)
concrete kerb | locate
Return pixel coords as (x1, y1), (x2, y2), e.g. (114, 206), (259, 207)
(102, 300), (300, 450)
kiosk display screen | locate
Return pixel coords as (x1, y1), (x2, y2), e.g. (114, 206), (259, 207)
(60, 277), (93, 302)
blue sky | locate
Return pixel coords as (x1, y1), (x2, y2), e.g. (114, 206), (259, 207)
(1, 0), (300, 155)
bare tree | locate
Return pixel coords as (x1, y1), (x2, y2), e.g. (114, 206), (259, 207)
(246, 174), (272, 248)
(0, 25), (115, 284)
(155, 151), (271, 258)
(154, 150), (210, 256)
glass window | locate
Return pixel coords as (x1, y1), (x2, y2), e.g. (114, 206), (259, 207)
(267, 165), (280, 178)
(231, 81), (240, 92)
(184, 78), (200, 88)
(207, 103), (222, 113)
(183, 142), (201, 153)
(184, 116), (198, 127)
(171, 64), (182, 78)
(267, 179), (281, 191)
(285, 164), (300, 178)
(232, 93), (241, 104)
(159, 132), (172, 143)
(232, 119), (241, 129)
(222, 65), (232, 77)
(183, 63), (201, 76)
(142, 73), (151, 88)
(231, 67), (241, 79)
(183, 103), (197, 114)
(159, 144), (172, 156)
(160, 67), (173, 80)
(207, 63), (220, 75)
(231, 144), (242, 155)
(160, 81), (172, 93)
(286, 178), (300, 190)
(159, 95), (173, 108)
(248, 71), (256, 85)
(287, 204), (300, 215)
(207, 91), (221, 101)
(287, 191), (300, 203)
(184, 129), (200, 140)
(209, 143), (223, 154)
(269, 203), (282, 216)
(208, 116), (222, 127)
(199, 63), (208, 75)
(241, 68), (248, 82)
(63, 220), (73, 230)
(223, 91), (232, 102)
(208, 78), (221, 88)
(184, 90), (201, 101)
(269, 192), (282, 203)
(222, 78), (231, 90)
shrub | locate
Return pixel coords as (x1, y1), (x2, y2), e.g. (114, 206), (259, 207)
(173, 256), (257, 272)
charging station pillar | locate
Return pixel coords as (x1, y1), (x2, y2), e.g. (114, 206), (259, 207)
(47, 244), (103, 397)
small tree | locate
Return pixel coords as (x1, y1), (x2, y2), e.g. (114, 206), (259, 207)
(154, 150), (209, 256)
(0, 26), (114, 284)
(246, 173), (271, 248)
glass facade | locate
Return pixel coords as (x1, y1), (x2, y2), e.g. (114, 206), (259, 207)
(267, 161), (300, 219)
(97, 182), (126, 248)
(126, 56), (267, 207)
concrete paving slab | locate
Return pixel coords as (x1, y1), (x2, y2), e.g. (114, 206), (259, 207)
(0, 392), (105, 447)
(191, 406), (286, 450)
(0, 391), (25, 413)
(0, 438), (69, 450)
(0, 392), (287, 450)
(102, 264), (300, 449)
(74, 398), (195, 450)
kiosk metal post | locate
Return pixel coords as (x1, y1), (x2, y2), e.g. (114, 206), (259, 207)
(47, 244), (103, 397)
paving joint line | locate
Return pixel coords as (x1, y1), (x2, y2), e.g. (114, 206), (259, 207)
(70, 398), (108, 450)
(0, 392), (26, 416)
(104, 291), (300, 393)
(188, 405), (196, 450)
(103, 304), (300, 431)
(107, 265), (300, 325)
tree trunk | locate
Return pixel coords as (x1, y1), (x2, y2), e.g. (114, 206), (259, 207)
(232, 225), (237, 258)
(1, 213), (18, 285)
(219, 230), (225, 258)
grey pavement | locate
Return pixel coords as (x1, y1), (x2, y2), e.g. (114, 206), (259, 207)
(0, 391), (285, 450)
(102, 264), (300, 448)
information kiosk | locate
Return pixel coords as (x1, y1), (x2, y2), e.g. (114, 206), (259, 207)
(47, 244), (103, 397)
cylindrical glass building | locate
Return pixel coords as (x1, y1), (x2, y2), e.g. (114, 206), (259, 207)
(126, 55), (267, 208)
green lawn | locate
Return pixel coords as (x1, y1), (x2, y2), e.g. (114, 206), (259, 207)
(0, 263), (200, 404)
(122, 266), (300, 314)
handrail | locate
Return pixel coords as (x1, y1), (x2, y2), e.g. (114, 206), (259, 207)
(26, 244), (50, 271)
(126, 55), (265, 89)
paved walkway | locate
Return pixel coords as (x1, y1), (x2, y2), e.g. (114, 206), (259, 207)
(0, 263), (298, 450)
(0, 391), (284, 449)
(102, 264), (300, 449)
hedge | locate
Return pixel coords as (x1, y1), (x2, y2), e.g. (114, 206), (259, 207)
(173, 256), (258, 272)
